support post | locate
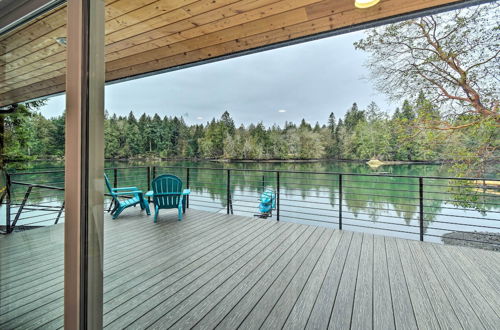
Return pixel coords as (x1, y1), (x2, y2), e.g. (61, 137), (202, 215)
(339, 174), (343, 230)
(419, 177), (424, 241)
(64, 0), (105, 328)
(186, 168), (190, 209)
(55, 201), (65, 224)
(276, 171), (280, 221)
(227, 169), (231, 215)
(11, 185), (32, 229)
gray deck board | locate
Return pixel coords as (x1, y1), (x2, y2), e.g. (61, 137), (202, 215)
(2, 211), (234, 329)
(421, 242), (485, 329)
(107, 218), (276, 328)
(395, 239), (439, 330)
(192, 225), (311, 330)
(259, 229), (333, 330)
(456, 246), (500, 290)
(442, 245), (500, 316)
(220, 227), (326, 330)
(1, 209), (215, 286)
(1, 209), (500, 330)
(351, 234), (373, 330)
(385, 237), (418, 330)
(1, 212), (219, 301)
(328, 232), (363, 330)
(305, 231), (354, 330)
(372, 235), (395, 330)
(149, 222), (298, 329)
(282, 230), (343, 330)
(407, 240), (463, 329)
(171, 224), (308, 330)
(2, 211), (225, 309)
(215, 226), (318, 330)
(431, 245), (500, 329)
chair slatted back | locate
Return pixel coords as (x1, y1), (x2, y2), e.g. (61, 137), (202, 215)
(104, 174), (119, 204)
(152, 174), (183, 209)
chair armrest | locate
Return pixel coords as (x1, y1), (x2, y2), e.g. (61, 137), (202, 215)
(151, 192), (182, 196)
(182, 189), (190, 195)
(114, 191), (142, 196)
(112, 186), (140, 191)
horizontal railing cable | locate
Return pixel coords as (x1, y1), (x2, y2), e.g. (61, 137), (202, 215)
(3, 165), (498, 251)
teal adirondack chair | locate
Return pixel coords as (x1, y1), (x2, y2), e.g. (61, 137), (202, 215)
(104, 174), (150, 219)
(150, 174), (190, 222)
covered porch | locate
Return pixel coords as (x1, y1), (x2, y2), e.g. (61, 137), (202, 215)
(1, 0), (497, 327)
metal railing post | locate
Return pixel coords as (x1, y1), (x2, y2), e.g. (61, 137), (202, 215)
(6, 172), (11, 233)
(419, 177), (424, 241)
(113, 168), (118, 187)
(339, 174), (343, 230)
(186, 168), (190, 209)
(227, 169), (231, 214)
(262, 175), (265, 192)
(152, 166), (156, 180)
(276, 171), (280, 221)
(147, 166), (151, 203)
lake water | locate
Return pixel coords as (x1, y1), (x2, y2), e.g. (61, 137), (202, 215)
(3, 160), (499, 245)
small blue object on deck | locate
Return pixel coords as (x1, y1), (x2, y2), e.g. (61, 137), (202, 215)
(255, 188), (276, 219)
(146, 174), (190, 222)
(104, 174), (150, 219)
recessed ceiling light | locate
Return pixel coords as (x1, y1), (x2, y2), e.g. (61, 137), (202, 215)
(355, 0), (380, 9)
(55, 37), (67, 46)
(278, 109), (287, 113)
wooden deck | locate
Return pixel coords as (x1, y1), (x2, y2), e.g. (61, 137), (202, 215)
(1, 208), (500, 329)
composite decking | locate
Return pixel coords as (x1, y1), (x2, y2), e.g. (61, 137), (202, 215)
(1, 208), (500, 329)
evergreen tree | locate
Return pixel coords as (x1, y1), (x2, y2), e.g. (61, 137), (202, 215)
(344, 103), (365, 131)
(6, 102), (476, 165)
(401, 100), (415, 121)
(48, 112), (66, 157)
(299, 119), (312, 131)
(327, 113), (336, 134)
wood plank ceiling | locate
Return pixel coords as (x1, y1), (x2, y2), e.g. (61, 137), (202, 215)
(0, 0), (466, 107)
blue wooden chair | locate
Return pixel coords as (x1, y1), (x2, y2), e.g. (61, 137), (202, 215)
(104, 174), (150, 219)
(149, 174), (190, 222)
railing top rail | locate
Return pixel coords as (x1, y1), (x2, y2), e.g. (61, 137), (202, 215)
(5, 164), (499, 182)
(10, 181), (65, 191)
(5, 166), (151, 176)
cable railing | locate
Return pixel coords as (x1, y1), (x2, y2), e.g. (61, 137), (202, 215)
(1, 165), (499, 250)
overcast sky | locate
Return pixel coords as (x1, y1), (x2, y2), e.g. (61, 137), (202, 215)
(40, 30), (392, 127)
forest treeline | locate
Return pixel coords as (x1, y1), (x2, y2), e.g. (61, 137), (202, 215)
(4, 92), (479, 162)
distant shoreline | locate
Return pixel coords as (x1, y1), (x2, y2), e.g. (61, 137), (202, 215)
(213, 159), (441, 165)
(10, 157), (443, 165)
